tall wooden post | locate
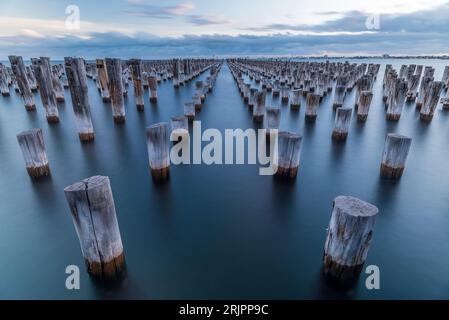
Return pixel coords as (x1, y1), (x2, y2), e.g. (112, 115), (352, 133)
(323, 196), (378, 285)
(290, 89), (301, 110)
(416, 76), (433, 110)
(64, 57), (95, 142)
(9, 55), (36, 111)
(380, 133), (412, 179)
(266, 107), (280, 138)
(305, 93), (320, 122)
(148, 75), (158, 103)
(51, 67), (65, 102)
(253, 90), (266, 123)
(420, 81), (443, 121)
(0, 64), (10, 96)
(146, 122), (170, 181)
(357, 91), (373, 121)
(31, 57), (59, 123)
(16, 128), (50, 178)
(64, 175), (125, 280)
(386, 78), (407, 121)
(96, 59), (111, 102)
(129, 59), (144, 111)
(173, 59), (180, 88)
(276, 131), (302, 179)
(105, 58), (126, 123)
(332, 107), (352, 141)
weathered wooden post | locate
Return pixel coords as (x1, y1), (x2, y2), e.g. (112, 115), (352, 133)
(173, 59), (180, 88)
(51, 67), (65, 102)
(96, 59), (111, 102)
(64, 175), (125, 280)
(290, 89), (301, 110)
(380, 133), (412, 179)
(16, 128), (50, 178)
(148, 75), (158, 103)
(323, 196), (378, 285)
(333, 85), (346, 110)
(129, 59), (144, 111)
(357, 91), (373, 121)
(406, 74), (420, 101)
(253, 90), (266, 123)
(146, 122), (170, 181)
(265, 107), (280, 138)
(332, 108), (352, 141)
(280, 85), (289, 103)
(105, 58), (126, 123)
(420, 81), (444, 121)
(31, 57), (59, 123)
(170, 116), (189, 142)
(416, 76), (433, 110)
(442, 90), (449, 109)
(305, 93), (320, 122)
(64, 57), (95, 142)
(0, 64), (9, 96)
(195, 81), (205, 102)
(26, 66), (38, 92)
(9, 55), (36, 111)
(243, 83), (251, 103)
(386, 78), (407, 121)
(442, 66), (449, 89)
(182, 101), (195, 121)
(247, 88), (257, 111)
(276, 131), (302, 179)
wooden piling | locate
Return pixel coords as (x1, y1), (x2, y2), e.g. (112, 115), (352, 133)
(332, 108), (352, 141)
(16, 128), (50, 178)
(253, 90), (266, 123)
(96, 59), (111, 102)
(146, 122), (170, 181)
(266, 107), (280, 138)
(31, 57), (59, 123)
(333, 85), (346, 109)
(323, 196), (378, 285)
(416, 76), (433, 110)
(129, 59), (144, 111)
(105, 58), (126, 123)
(64, 175), (125, 280)
(420, 81), (443, 121)
(357, 91), (373, 121)
(64, 57), (95, 142)
(0, 64), (10, 96)
(386, 78), (407, 121)
(51, 67), (65, 102)
(290, 89), (302, 110)
(305, 93), (320, 122)
(9, 55), (36, 111)
(276, 131), (302, 179)
(380, 133), (412, 179)
(148, 75), (158, 103)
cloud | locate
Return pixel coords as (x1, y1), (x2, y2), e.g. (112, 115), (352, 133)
(187, 15), (231, 26)
(244, 3), (449, 34)
(124, 1), (195, 19)
(2, 2), (449, 58)
(2, 30), (449, 60)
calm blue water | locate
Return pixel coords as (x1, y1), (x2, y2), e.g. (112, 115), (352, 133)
(1, 59), (449, 299)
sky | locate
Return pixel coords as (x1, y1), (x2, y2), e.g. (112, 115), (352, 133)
(1, 0), (449, 59)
